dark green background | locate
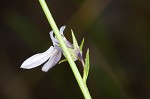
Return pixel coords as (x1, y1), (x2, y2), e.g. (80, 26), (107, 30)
(0, 0), (150, 99)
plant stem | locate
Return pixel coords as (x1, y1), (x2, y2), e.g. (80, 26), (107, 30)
(39, 0), (92, 99)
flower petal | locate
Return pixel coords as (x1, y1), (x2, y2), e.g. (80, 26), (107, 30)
(20, 46), (54, 69)
(60, 26), (66, 35)
(60, 26), (73, 48)
(50, 31), (59, 46)
(42, 48), (62, 72)
(64, 38), (73, 48)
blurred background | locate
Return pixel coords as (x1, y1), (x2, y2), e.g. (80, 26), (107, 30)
(0, 0), (150, 99)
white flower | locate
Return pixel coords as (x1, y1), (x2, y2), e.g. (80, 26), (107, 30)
(21, 26), (75, 72)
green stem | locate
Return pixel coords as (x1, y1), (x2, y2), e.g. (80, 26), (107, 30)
(39, 0), (92, 99)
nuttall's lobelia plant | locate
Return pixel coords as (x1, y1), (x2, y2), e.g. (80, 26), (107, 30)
(21, 0), (92, 99)
(21, 26), (83, 72)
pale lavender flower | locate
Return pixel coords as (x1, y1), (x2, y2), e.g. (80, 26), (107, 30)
(20, 26), (77, 72)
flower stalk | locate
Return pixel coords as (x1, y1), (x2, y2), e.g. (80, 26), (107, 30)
(39, 0), (92, 99)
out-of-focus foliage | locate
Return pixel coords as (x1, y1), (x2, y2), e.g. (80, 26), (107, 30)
(0, 0), (150, 99)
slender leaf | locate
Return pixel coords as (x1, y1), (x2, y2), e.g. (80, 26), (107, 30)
(71, 29), (79, 49)
(80, 38), (84, 51)
(83, 49), (90, 83)
(58, 59), (67, 64)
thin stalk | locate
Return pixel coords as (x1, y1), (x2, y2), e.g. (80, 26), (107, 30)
(39, 0), (92, 99)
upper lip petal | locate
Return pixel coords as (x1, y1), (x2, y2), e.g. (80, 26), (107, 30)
(50, 31), (59, 46)
(50, 25), (73, 48)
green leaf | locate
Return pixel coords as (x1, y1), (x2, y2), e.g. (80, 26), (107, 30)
(71, 29), (79, 49)
(80, 38), (84, 51)
(83, 49), (90, 83)
(58, 59), (67, 64)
